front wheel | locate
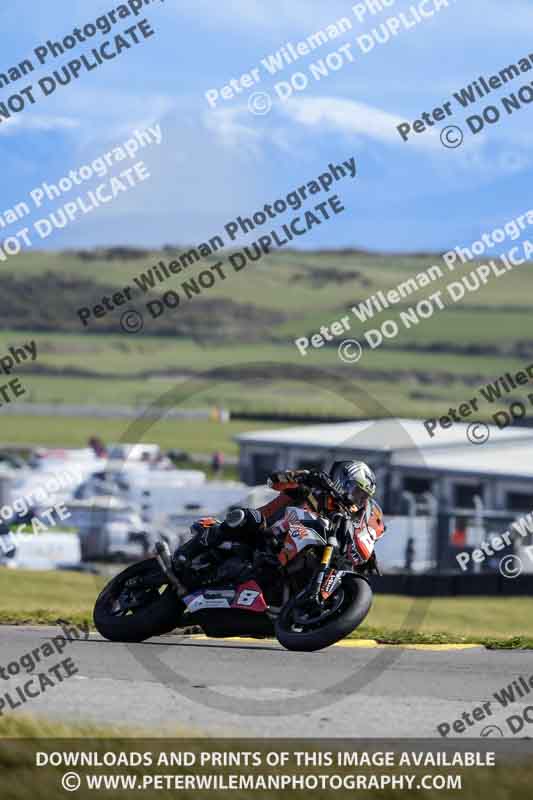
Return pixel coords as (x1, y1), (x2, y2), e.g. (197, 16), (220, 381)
(275, 575), (373, 652)
(93, 557), (182, 642)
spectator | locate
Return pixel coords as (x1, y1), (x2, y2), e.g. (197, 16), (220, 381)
(0, 520), (16, 563)
(211, 450), (224, 476)
(88, 436), (107, 458)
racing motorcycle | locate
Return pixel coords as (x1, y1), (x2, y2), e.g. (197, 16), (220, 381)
(93, 471), (378, 651)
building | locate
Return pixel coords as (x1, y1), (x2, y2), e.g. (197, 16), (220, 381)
(236, 418), (533, 513)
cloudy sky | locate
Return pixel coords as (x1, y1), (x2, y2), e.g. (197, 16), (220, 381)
(1, 0), (532, 252)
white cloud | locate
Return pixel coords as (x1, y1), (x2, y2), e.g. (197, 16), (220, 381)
(277, 95), (532, 180)
(201, 92), (532, 190)
(201, 95), (445, 152)
(202, 106), (265, 154)
(0, 115), (81, 135)
(278, 95), (443, 150)
(28, 86), (176, 150)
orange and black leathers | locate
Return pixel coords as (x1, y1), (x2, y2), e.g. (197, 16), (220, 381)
(259, 470), (321, 525)
(263, 470), (386, 566)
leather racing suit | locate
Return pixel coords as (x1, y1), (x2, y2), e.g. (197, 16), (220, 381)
(177, 470), (385, 583)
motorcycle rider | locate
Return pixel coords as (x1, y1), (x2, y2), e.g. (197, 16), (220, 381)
(263, 460), (384, 569)
(175, 460), (385, 584)
(329, 460), (385, 566)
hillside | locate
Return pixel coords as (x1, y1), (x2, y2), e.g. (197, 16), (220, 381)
(2, 246), (533, 424)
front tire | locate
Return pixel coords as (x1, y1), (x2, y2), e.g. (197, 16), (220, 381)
(93, 557), (182, 642)
(275, 575), (373, 652)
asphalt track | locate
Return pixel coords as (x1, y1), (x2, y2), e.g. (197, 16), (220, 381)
(1, 625), (532, 738)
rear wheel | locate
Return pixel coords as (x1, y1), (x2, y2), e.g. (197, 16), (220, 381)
(93, 557), (182, 642)
(275, 575), (373, 652)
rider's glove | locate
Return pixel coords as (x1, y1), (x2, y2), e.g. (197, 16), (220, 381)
(267, 471), (315, 504)
(267, 470), (309, 489)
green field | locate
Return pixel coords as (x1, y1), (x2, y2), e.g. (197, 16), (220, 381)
(0, 569), (529, 647)
(1, 247), (533, 445)
(0, 415), (287, 455)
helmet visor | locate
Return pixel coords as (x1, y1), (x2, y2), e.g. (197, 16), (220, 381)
(341, 479), (369, 507)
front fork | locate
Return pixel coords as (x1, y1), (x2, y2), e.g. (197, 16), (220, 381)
(312, 536), (337, 602)
(312, 514), (348, 602)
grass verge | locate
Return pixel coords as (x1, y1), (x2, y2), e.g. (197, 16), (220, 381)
(0, 569), (531, 648)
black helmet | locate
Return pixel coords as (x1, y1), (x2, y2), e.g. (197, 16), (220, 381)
(329, 460), (376, 507)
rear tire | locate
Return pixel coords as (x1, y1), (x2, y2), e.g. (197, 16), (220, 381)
(275, 575), (373, 652)
(93, 558), (182, 642)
